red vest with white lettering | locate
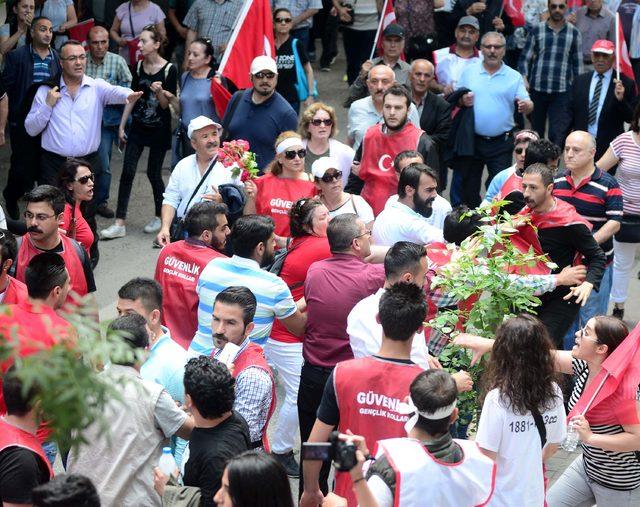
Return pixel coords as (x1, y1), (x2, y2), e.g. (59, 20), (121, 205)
(375, 437), (496, 507)
(360, 122), (424, 216)
(232, 343), (277, 452)
(15, 234), (88, 302)
(333, 356), (423, 505)
(154, 240), (224, 350)
(0, 418), (54, 479)
(2, 277), (28, 305)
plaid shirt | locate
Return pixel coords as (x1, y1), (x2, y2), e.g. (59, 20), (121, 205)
(519, 22), (583, 93)
(31, 46), (54, 84)
(184, 0), (244, 60)
(85, 51), (132, 87)
(274, 0), (323, 29)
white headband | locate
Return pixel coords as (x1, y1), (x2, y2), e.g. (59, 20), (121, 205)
(398, 397), (457, 433)
(276, 137), (303, 154)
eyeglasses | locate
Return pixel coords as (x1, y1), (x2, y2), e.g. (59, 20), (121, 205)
(355, 229), (372, 239)
(481, 44), (505, 50)
(75, 173), (95, 184)
(254, 71), (276, 79)
(514, 147), (526, 155)
(320, 170), (342, 183)
(275, 17), (292, 23)
(311, 118), (333, 127)
(24, 211), (57, 222)
(550, 4), (566, 9)
(61, 53), (87, 62)
(284, 149), (306, 160)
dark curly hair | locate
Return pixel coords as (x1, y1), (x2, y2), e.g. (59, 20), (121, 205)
(482, 314), (560, 415)
(289, 197), (324, 238)
(32, 474), (100, 506)
(184, 356), (235, 419)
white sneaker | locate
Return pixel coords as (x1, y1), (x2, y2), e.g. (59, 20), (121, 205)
(144, 217), (162, 234)
(100, 223), (126, 239)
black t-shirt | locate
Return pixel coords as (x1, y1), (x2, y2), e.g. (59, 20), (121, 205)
(37, 239), (97, 293)
(0, 446), (49, 504)
(275, 37), (309, 103)
(183, 411), (251, 507)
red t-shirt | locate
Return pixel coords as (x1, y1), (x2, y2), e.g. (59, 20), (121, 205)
(0, 301), (73, 442)
(63, 202), (94, 257)
(270, 235), (331, 344)
(0, 277), (28, 305)
(154, 239), (226, 350)
(254, 173), (317, 237)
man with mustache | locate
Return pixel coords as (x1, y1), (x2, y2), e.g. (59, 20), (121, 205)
(372, 164), (444, 247)
(157, 116), (240, 247)
(210, 286), (275, 450)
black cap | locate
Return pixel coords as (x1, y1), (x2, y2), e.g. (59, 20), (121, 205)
(382, 24), (405, 39)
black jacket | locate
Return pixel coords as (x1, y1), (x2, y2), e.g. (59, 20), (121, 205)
(419, 92), (453, 171)
(569, 71), (637, 159)
(444, 87), (475, 166)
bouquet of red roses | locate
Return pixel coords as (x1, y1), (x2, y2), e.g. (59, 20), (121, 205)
(218, 140), (259, 182)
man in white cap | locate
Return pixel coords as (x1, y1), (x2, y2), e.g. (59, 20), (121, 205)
(156, 115), (240, 246)
(222, 55), (297, 171)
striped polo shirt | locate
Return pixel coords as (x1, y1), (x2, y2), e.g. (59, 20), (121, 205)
(553, 167), (623, 263)
(31, 46), (54, 84)
(189, 255), (297, 355)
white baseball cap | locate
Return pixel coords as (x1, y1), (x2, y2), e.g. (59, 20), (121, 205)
(250, 55), (278, 75)
(311, 157), (340, 180)
(187, 116), (222, 139)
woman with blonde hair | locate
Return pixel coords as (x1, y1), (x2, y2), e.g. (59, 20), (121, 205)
(244, 131), (316, 239)
(299, 102), (354, 187)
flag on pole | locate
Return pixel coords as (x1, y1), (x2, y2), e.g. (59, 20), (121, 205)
(211, 0), (275, 117)
(568, 321), (640, 426)
(615, 12), (636, 85)
(68, 18), (95, 49)
(502, 0), (525, 27)
(370, 0), (402, 60)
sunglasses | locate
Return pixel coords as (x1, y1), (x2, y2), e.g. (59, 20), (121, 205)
(254, 71), (276, 79)
(550, 4), (566, 9)
(514, 147), (526, 155)
(275, 17), (292, 23)
(284, 149), (306, 160)
(311, 118), (333, 127)
(320, 170), (342, 183)
(76, 173), (95, 184)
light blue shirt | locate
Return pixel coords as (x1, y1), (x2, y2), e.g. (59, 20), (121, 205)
(587, 68), (613, 137)
(482, 165), (516, 206)
(190, 255), (297, 355)
(458, 62), (530, 137)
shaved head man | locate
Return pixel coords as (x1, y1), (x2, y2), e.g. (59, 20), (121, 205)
(409, 59), (435, 106)
(88, 26), (109, 63)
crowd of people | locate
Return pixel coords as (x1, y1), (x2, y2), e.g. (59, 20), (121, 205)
(1, 0), (640, 505)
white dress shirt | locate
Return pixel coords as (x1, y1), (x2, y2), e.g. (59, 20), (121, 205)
(372, 198), (445, 247)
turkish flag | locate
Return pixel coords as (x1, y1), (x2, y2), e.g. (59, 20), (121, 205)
(568, 321), (640, 426)
(502, 0), (525, 27)
(615, 13), (637, 86)
(68, 18), (95, 49)
(372, 0), (404, 60)
(211, 0), (275, 117)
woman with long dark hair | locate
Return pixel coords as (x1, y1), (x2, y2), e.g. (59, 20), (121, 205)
(57, 158), (95, 256)
(475, 314), (566, 507)
(214, 451), (294, 507)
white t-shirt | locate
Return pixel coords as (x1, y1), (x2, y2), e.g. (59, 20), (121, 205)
(327, 194), (375, 224)
(475, 384), (566, 507)
(385, 194), (452, 230)
(372, 199), (444, 247)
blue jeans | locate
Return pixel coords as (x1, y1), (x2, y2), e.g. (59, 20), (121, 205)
(96, 124), (119, 206)
(562, 264), (613, 350)
(42, 441), (58, 465)
(291, 27), (310, 53)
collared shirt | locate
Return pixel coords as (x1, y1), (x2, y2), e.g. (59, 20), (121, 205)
(347, 96), (421, 151)
(274, 0), (322, 29)
(25, 75), (132, 156)
(587, 68), (613, 137)
(458, 62), (529, 137)
(184, 0), (244, 60)
(85, 51), (132, 87)
(190, 255), (297, 355)
(30, 46), (54, 84)
(575, 6), (615, 61)
(372, 199), (445, 246)
(162, 155), (241, 218)
(140, 327), (188, 404)
(303, 253), (385, 368)
(347, 288), (431, 369)
(213, 338), (272, 444)
(554, 167), (623, 263)
(433, 44), (481, 88)
(519, 22), (583, 93)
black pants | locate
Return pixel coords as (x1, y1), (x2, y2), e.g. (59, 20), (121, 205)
(455, 133), (514, 208)
(3, 125), (42, 218)
(116, 139), (166, 219)
(537, 291), (581, 349)
(342, 28), (376, 85)
(529, 90), (571, 147)
(311, 0), (339, 67)
(297, 362), (333, 497)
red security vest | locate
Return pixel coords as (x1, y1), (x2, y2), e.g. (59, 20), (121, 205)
(333, 356), (423, 505)
(0, 418), (54, 479)
(2, 277), (28, 305)
(15, 234), (88, 302)
(154, 240), (225, 350)
(232, 343), (277, 452)
(360, 122), (424, 216)
(496, 170), (523, 202)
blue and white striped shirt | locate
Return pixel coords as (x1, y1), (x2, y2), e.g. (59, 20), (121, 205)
(189, 255), (297, 355)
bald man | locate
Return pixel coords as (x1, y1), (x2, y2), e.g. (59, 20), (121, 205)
(86, 26), (132, 218)
(553, 130), (622, 349)
(409, 59), (452, 187)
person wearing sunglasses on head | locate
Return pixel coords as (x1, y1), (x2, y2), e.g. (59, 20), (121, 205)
(243, 132), (316, 243)
(299, 102), (355, 186)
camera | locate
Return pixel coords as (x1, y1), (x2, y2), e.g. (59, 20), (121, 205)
(301, 431), (358, 471)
